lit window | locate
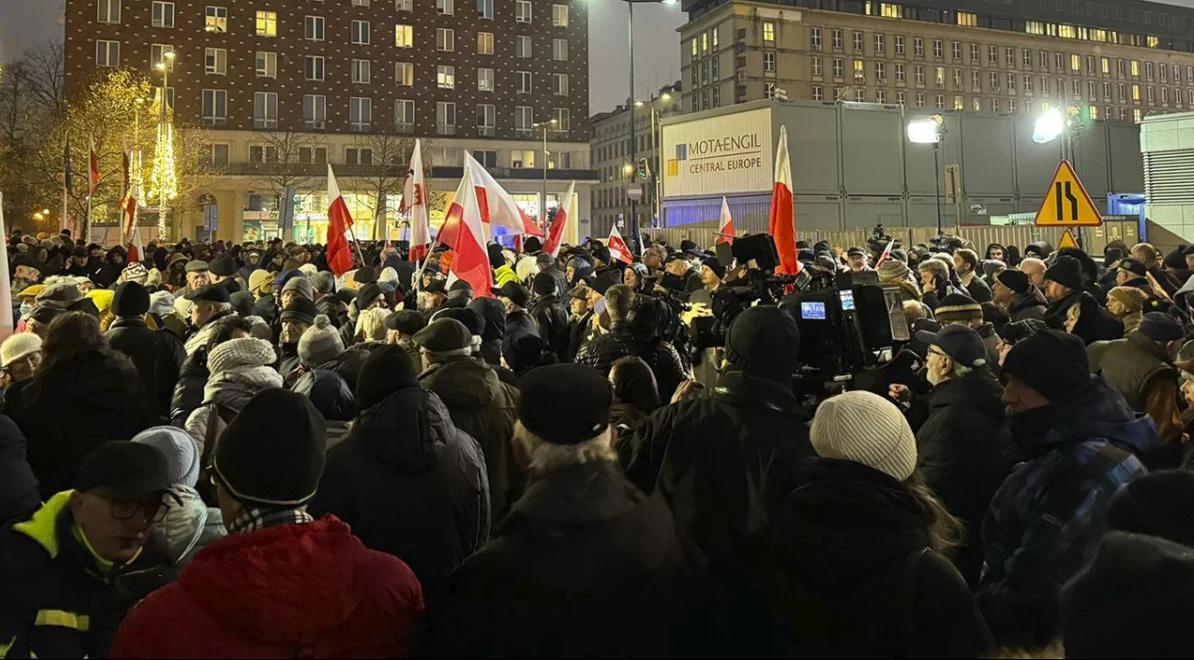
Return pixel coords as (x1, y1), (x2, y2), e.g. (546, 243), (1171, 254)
(880, 3), (900, 18)
(395, 62), (414, 86)
(204, 6), (227, 33)
(255, 11), (277, 37)
(553, 4), (569, 27)
(956, 11), (976, 27)
(763, 22), (775, 43)
(478, 32), (494, 55)
(437, 65), (455, 89)
(395, 25), (413, 48)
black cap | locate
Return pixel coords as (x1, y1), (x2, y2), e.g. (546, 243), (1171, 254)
(1119, 259), (1148, 277)
(385, 309), (426, 335)
(1045, 256), (1085, 290)
(11, 255), (44, 273)
(355, 345), (419, 409)
(74, 441), (173, 500)
(185, 284), (230, 304)
(914, 324), (988, 369)
(846, 246), (866, 257)
(209, 253), (237, 277)
(280, 297), (318, 326)
(532, 272), (557, 296)
(113, 282), (150, 318)
(523, 236), (543, 253)
(701, 257), (726, 280)
(353, 267), (378, 285)
(996, 318), (1049, 345)
(492, 282), (530, 308)
(995, 269), (1029, 295)
(355, 283), (383, 309)
(1002, 329), (1090, 403)
(433, 307), (485, 337)
(725, 305), (801, 381)
(1108, 471), (1194, 548)
(518, 364), (611, 444)
(413, 318), (473, 354)
(213, 389), (326, 507)
(424, 279), (447, 294)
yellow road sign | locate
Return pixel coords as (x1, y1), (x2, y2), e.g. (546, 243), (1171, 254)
(1034, 160), (1102, 227)
(1057, 229), (1079, 250)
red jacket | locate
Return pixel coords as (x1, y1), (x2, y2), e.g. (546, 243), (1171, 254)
(110, 516), (424, 658)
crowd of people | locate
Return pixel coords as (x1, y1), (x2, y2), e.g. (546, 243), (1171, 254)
(1, 226), (1193, 658)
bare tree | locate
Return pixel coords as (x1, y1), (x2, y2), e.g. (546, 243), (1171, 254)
(354, 132), (413, 241)
(251, 130), (326, 241)
(18, 43), (65, 119)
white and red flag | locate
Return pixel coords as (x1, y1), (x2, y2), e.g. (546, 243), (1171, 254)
(326, 165), (356, 276)
(118, 150), (143, 262)
(543, 181), (575, 258)
(875, 238), (897, 266)
(400, 138), (430, 262)
(717, 196), (735, 245)
(88, 136), (100, 197)
(607, 225), (634, 265)
(768, 125), (801, 275)
(465, 153), (543, 237)
(438, 167), (494, 297)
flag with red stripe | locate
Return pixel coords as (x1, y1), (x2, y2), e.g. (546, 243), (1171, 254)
(768, 125), (801, 275)
(608, 225), (633, 265)
(543, 181), (575, 258)
(401, 139), (431, 262)
(326, 165), (355, 275)
(88, 136), (100, 197)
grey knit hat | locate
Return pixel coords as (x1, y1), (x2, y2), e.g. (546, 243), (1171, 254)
(811, 390), (917, 482)
(876, 258), (911, 283)
(298, 314), (345, 368)
(281, 276), (315, 302)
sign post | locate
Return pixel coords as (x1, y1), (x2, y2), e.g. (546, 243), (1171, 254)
(1034, 160), (1101, 251)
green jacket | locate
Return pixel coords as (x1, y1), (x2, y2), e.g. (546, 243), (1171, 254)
(1088, 331), (1176, 413)
(0, 492), (177, 659)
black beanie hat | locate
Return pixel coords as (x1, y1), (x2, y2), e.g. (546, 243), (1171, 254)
(385, 309), (426, 335)
(280, 297), (318, 326)
(209, 253), (237, 277)
(1164, 247), (1188, 271)
(995, 269), (1029, 295)
(701, 257), (726, 280)
(112, 282), (151, 318)
(532, 271), (557, 296)
(355, 345), (419, 409)
(518, 364), (611, 444)
(1138, 311), (1184, 342)
(1062, 531), (1194, 658)
(1044, 256), (1085, 290)
(523, 236), (543, 253)
(434, 307), (486, 337)
(725, 305), (801, 381)
(487, 243), (505, 266)
(1002, 329), (1090, 403)
(213, 389), (326, 507)
(1107, 471), (1194, 548)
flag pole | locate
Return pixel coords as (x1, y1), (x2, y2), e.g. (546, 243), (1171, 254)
(346, 225), (368, 270)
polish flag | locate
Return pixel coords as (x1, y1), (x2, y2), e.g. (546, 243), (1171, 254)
(326, 165), (356, 275)
(88, 136), (100, 197)
(543, 181), (575, 258)
(438, 167), (493, 297)
(717, 196), (735, 245)
(874, 238), (897, 266)
(118, 150), (143, 262)
(465, 153), (543, 237)
(607, 226), (633, 265)
(401, 139), (431, 262)
(768, 125), (801, 275)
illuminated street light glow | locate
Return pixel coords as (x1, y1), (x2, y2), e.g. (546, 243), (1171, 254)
(906, 116), (943, 144)
(1033, 107), (1065, 144)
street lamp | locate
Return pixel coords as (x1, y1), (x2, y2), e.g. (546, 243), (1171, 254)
(621, 0), (677, 248)
(907, 114), (945, 235)
(1033, 107), (1065, 145)
(531, 118), (559, 226)
(635, 92), (674, 227)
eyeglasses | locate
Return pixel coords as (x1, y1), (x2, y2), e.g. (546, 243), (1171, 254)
(927, 347), (948, 358)
(96, 492), (169, 523)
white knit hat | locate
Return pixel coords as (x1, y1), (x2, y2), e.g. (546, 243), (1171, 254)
(811, 390), (917, 482)
(207, 337), (277, 375)
(0, 333), (42, 368)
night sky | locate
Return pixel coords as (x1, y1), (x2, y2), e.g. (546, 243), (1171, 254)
(0, 0), (687, 114)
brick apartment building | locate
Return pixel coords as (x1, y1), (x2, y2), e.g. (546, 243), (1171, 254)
(65, 0), (597, 242)
(679, 0), (1194, 124)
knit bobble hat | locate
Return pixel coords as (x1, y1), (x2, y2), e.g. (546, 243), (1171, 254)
(877, 258), (911, 282)
(206, 337), (277, 375)
(811, 390), (918, 482)
(298, 315), (345, 368)
(0, 333), (41, 368)
(934, 293), (983, 325)
(724, 305), (801, 381)
(213, 389), (326, 508)
(113, 282), (151, 318)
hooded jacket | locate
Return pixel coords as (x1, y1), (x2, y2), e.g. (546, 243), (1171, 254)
(110, 517), (425, 658)
(106, 316), (188, 422)
(17, 351), (151, 499)
(419, 356), (518, 520)
(426, 461), (703, 658)
(768, 458), (990, 658)
(978, 376), (1153, 649)
(469, 298), (506, 367)
(309, 387), (489, 600)
(0, 491), (177, 659)
(915, 370), (1018, 586)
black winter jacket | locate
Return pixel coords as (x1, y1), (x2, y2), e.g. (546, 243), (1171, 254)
(426, 462), (705, 658)
(0, 414), (39, 525)
(419, 356), (519, 521)
(169, 351), (210, 427)
(915, 371), (1019, 586)
(309, 386), (489, 600)
(106, 316), (187, 422)
(769, 458), (991, 658)
(575, 323), (688, 401)
(529, 294), (571, 361)
(16, 352), (151, 499)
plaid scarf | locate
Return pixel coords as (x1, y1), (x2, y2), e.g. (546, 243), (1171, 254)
(228, 507), (313, 534)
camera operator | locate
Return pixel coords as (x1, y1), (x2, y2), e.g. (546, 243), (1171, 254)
(574, 285), (689, 405)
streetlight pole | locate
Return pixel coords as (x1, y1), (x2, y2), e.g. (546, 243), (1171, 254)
(628, 1), (637, 248)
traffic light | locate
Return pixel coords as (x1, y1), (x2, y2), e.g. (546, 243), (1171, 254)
(637, 158), (652, 181)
